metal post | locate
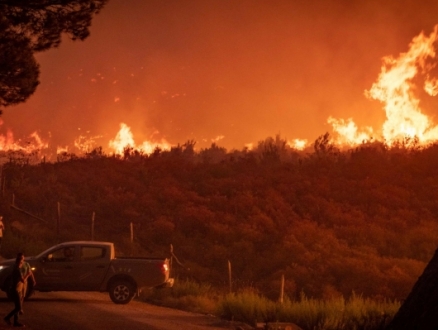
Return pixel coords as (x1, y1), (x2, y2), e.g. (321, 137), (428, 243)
(280, 274), (285, 304)
(57, 202), (61, 238)
(0, 165), (2, 197)
(170, 244), (174, 277)
(228, 260), (232, 294)
(91, 212), (95, 241)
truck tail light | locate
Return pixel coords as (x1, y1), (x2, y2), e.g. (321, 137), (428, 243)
(160, 263), (168, 274)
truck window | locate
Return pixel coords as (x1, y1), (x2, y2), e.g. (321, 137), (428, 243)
(47, 247), (75, 262)
(80, 247), (106, 260)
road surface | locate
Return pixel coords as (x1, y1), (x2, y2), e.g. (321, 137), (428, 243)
(0, 291), (247, 330)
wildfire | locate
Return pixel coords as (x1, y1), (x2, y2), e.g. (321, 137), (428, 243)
(288, 139), (308, 150)
(0, 120), (48, 155)
(327, 117), (374, 146)
(108, 123), (171, 155)
(1, 121), (170, 160)
(74, 134), (104, 153)
(330, 25), (438, 147)
(3, 26), (438, 156)
(56, 130), (104, 155)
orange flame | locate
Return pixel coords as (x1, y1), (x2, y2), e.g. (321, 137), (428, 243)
(108, 123), (171, 155)
(288, 139), (308, 150)
(5, 26), (438, 157)
(327, 117), (374, 146)
(329, 25), (438, 147)
(367, 25), (438, 144)
(74, 134), (103, 153)
(56, 132), (103, 155)
(0, 120), (48, 154)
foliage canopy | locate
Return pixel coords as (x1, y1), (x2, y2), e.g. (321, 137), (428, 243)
(0, 0), (108, 111)
(1, 135), (437, 303)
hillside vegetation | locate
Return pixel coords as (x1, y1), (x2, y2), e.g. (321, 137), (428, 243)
(0, 134), (437, 302)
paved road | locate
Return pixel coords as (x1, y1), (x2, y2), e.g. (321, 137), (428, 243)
(0, 291), (244, 330)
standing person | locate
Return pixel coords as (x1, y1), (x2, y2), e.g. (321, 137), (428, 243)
(4, 253), (28, 327)
(0, 216), (4, 252)
(20, 259), (35, 314)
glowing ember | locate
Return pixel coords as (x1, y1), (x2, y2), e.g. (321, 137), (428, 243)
(56, 132), (103, 155)
(212, 135), (225, 143)
(56, 146), (68, 154)
(74, 134), (103, 153)
(108, 122), (171, 155)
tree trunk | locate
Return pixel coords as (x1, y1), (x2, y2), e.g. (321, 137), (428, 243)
(388, 248), (438, 330)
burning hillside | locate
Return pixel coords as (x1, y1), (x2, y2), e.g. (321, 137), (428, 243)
(1, 25), (438, 159)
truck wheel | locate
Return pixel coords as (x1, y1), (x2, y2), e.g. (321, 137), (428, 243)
(109, 280), (135, 304)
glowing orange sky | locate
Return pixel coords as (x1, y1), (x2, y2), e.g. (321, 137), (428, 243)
(2, 0), (438, 153)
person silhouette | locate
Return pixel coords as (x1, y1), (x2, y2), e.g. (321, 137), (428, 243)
(4, 253), (28, 327)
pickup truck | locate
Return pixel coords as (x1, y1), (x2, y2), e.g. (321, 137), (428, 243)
(0, 241), (173, 304)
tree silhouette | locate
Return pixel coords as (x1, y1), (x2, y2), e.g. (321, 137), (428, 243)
(256, 134), (288, 163)
(0, 28), (39, 107)
(313, 132), (338, 157)
(0, 0), (108, 111)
